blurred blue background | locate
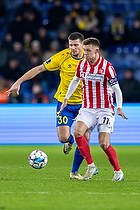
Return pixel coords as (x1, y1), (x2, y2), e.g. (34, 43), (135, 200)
(0, 1), (140, 146)
(0, 103), (139, 145)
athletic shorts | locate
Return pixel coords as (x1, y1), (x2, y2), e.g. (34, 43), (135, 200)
(76, 108), (115, 134)
(56, 101), (81, 127)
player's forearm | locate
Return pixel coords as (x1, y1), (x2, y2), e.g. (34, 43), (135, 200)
(17, 64), (45, 85)
(112, 83), (122, 108)
(112, 84), (128, 119)
(65, 76), (80, 99)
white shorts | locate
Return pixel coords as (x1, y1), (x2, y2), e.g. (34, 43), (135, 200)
(76, 108), (115, 134)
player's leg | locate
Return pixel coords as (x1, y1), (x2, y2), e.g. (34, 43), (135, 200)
(56, 102), (85, 179)
(74, 121), (93, 164)
(74, 121), (98, 180)
(70, 131), (90, 179)
(57, 125), (74, 154)
(71, 132), (90, 172)
(99, 121), (124, 181)
(70, 146), (84, 180)
(57, 101), (75, 153)
(57, 124), (85, 179)
(57, 125), (71, 143)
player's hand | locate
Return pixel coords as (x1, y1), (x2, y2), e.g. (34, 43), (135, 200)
(6, 82), (21, 96)
(117, 108), (128, 119)
(58, 98), (68, 115)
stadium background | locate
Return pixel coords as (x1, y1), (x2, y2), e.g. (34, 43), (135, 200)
(0, 103), (140, 144)
(0, 0), (140, 145)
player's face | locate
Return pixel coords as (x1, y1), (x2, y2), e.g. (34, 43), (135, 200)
(69, 39), (83, 58)
(83, 44), (99, 64)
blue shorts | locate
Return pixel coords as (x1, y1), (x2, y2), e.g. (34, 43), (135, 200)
(56, 101), (81, 127)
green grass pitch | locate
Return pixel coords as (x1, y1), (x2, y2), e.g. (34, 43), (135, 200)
(0, 145), (140, 210)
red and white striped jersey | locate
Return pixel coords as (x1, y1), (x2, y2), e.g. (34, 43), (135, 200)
(76, 55), (118, 110)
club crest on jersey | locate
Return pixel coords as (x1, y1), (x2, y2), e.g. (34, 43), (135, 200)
(46, 58), (51, 64)
(68, 64), (71, 68)
(98, 68), (104, 74)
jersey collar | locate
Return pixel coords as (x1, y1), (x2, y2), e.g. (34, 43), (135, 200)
(71, 52), (84, 60)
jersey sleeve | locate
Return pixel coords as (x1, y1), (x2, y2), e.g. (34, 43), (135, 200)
(43, 49), (70, 71)
(106, 63), (118, 86)
(43, 55), (60, 71)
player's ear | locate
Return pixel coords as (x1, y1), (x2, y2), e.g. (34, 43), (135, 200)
(95, 48), (99, 54)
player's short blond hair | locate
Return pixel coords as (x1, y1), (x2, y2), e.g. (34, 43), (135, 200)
(83, 38), (100, 48)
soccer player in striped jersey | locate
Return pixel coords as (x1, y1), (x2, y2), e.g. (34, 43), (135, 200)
(59, 37), (127, 181)
(6, 32), (91, 180)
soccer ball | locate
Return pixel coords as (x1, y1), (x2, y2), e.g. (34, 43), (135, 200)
(28, 150), (48, 169)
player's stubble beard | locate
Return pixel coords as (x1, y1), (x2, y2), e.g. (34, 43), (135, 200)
(86, 54), (99, 64)
(72, 50), (82, 59)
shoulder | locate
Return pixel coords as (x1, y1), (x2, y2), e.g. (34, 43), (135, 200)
(78, 59), (87, 66)
(51, 48), (71, 63)
(77, 59), (87, 72)
(43, 48), (71, 67)
(53, 48), (71, 59)
(102, 57), (115, 70)
(102, 57), (116, 77)
(103, 57), (113, 68)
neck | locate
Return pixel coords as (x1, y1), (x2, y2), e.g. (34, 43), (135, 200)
(72, 52), (83, 59)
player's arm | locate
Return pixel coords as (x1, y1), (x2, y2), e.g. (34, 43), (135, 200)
(111, 83), (128, 119)
(59, 76), (80, 115)
(6, 64), (46, 96)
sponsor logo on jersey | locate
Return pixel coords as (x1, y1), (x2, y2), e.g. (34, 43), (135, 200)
(85, 73), (104, 81)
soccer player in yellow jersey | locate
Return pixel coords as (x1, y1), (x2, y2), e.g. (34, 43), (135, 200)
(6, 32), (90, 180)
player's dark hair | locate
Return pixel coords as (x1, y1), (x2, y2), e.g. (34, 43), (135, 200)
(68, 32), (84, 43)
(83, 37), (100, 48)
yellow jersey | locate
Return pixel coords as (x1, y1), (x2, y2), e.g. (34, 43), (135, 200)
(43, 48), (84, 105)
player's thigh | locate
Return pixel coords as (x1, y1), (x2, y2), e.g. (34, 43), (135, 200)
(56, 101), (80, 127)
(56, 102), (77, 142)
(56, 103), (73, 127)
(97, 109), (114, 149)
(76, 108), (97, 130)
(97, 108), (115, 133)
